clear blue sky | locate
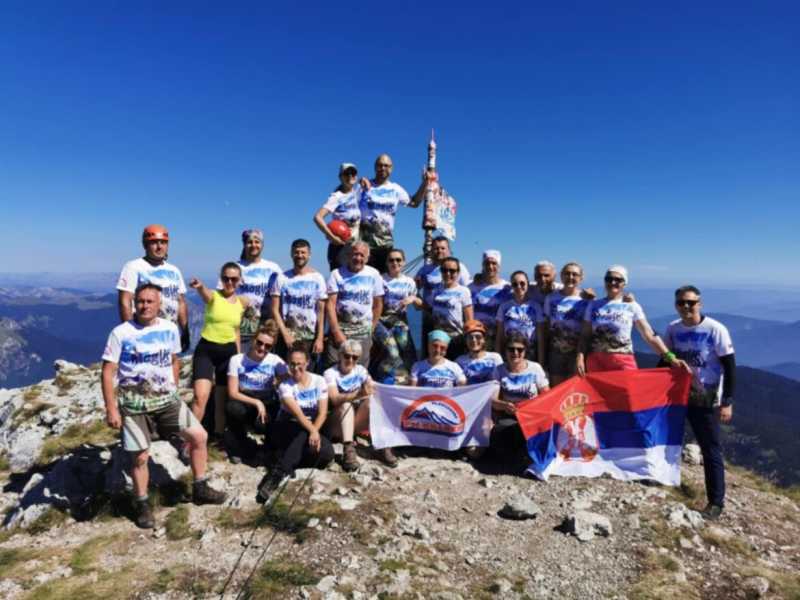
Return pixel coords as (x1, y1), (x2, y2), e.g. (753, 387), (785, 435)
(1, 2), (798, 289)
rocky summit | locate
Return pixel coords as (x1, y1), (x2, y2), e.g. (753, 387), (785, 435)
(0, 361), (799, 599)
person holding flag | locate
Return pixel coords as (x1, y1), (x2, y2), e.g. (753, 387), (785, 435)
(663, 285), (735, 520)
(456, 320), (503, 385)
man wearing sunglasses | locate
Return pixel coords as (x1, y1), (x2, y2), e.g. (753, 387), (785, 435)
(225, 321), (288, 463)
(663, 285), (735, 521)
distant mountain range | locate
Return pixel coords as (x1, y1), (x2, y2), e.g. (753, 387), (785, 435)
(634, 312), (800, 379)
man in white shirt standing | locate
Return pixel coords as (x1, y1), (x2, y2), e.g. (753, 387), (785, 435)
(663, 285), (735, 521)
(117, 224), (190, 351)
(359, 154), (426, 272)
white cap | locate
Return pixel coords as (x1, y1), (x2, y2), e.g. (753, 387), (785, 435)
(606, 265), (629, 283)
(339, 163), (357, 175)
(483, 249), (502, 265)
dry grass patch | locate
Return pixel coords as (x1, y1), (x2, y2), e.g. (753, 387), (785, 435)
(741, 565), (800, 599)
(37, 421), (117, 465)
(53, 372), (77, 395)
(164, 505), (200, 540)
(243, 556), (319, 598)
(24, 564), (137, 600)
(0, 547), (43, 580)
(698, 527), (755, 558)
(627, 549), (700, 600)
(26, 507), (70, 535)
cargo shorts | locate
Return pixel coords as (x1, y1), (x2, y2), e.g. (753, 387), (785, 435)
(121, 399), (200, 452)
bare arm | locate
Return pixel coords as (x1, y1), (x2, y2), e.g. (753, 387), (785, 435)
(281, 395), (318, 434)
(118, 290), (133, 322)
(101, 361), (122, 429)
(172, 354), (180, 388)
(327, 384), (362, 407)
(313, 300), (325, 354)
(576, 320), (593, 377)
(189, 279), (214, 304)
(271, 295), (294, 346)
(313, 208), (345, 245)
(635, 319), (691, 373)
(327, 294), (345, 345)
(463, 304), (474, 323)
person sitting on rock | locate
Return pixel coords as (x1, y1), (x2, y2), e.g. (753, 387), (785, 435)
(225, 320), (287, 464)
(101, 283), (226, 529)
(323, 339), (373, 472)
(257, 344), (334, 504)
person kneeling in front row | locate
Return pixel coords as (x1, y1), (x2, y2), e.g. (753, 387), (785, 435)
(256, 344), (334, 504)
(102, 283), (226, 529)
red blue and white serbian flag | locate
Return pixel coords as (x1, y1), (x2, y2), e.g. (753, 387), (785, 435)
(516, 369), (691, 486)
(370, 382), (497, 450)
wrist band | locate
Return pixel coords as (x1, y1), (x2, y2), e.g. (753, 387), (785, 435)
(662, 351), (677, 363)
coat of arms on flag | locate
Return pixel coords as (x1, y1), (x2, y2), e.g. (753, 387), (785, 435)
(370, 382), (497, 451)
(516, 369), (691, 485)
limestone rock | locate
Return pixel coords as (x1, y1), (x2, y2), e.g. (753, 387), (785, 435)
(8, 427), (46, 472)
(666, 504), (705, 530)
(682, 443), (703, 466)
(563, 511), (613, 542)
(499, 494), (540, 520)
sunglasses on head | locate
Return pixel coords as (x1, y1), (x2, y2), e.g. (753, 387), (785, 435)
(507, 346), (526, 354)
(604, 276), (624, 285)
(676, 299), (699, 307)
(222, 276), (240, 283)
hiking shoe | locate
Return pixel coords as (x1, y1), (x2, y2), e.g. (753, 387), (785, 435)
(342, 443), (360, 472)
(134, 499), (155, 529)
(377, 447), (398, 468)
(255, 470), (289, 506)
(701, 503), (723, 520)
(192, 479), (227, 505)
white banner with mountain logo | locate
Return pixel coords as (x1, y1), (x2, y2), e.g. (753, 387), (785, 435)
(370, 382), (497, 450)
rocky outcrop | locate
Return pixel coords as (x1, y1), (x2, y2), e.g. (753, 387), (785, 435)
(0, 363), (799, 599)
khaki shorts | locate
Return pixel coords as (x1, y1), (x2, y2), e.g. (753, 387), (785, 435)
(121, 400), (199, 452)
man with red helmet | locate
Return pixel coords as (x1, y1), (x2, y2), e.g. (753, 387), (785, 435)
(117, 225), (190, 350)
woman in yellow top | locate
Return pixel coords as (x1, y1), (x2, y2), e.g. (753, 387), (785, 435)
(189, 262), (248, 437)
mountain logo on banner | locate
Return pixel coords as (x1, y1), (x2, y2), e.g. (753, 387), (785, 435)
(556, 392), (599, 462)
(400, 394), (466, 436)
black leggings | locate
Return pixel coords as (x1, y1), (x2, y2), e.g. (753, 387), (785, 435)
(268, 420), (334, 475)
(490, 415), (528, 461)
(225, 390), (278, 438)
(192, 338), (237, 385)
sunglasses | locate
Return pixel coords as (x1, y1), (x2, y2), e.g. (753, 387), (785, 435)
(466, 332), (484, 340)
(441, 268), (459, 275)
(676, 299), (699, 307)
(343, 353), (360, 360)
(511, 281), (527, 288)
(507, 346), (526, 354)
(604, 276), (624, 285)
(387, 257), (403, 263)
(222, 276), (240, 284)
(563, 271), (582, 278)
(253, 340), (273, 350)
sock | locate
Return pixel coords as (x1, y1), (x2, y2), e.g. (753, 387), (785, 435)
(136, 494), (148, 503)
(194, 476), (208, 485)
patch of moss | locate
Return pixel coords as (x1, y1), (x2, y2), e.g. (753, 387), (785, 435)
(27, 507), (69, 535)
(699, 527), (755, 558)
(68, 534), (123, 575)
(244, 557), (319, 598)
(24, 564), (136, 600)
(37, 421), (117, 466)
(741, 566), (800, 599)
(0, 452), (9, 472)
(627, 548), (699, 600)
(53, 372), (77, 395)
(164, 505), (200, 540)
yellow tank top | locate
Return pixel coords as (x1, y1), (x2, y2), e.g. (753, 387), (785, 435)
(201, 291), (245, 344)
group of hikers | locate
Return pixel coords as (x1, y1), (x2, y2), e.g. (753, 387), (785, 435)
(101, 154), (737, 530)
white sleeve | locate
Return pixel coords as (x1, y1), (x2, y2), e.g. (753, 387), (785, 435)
(176, 269), (187, 295)
(632, 302), (646, 322)
(102, 329), (121, 363)
(322, 192), (340, 212)
(317, 274), (329, 300)
(275, 357), (288, 377)
(116, 261), (138, 292)
(318, 377), (329, 401)
(323, 368), (337, 386)
(453, 362), (467, 385)
(535, 363), (550, 390)
(279, 382), (294, 400)
(169, 323), (181, 354)
(714, 323), (735, 356)
(373, 272), (384, 297)
(461, 287), (472, 308)
(396, 183), (411, 206)
(459, 264), (471, 286)
(227, 354), (243, 377)
(327, 272), (340, 296)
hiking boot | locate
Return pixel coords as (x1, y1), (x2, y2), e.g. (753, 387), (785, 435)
(255, 469), (289, 506)
(377, 447), (398, 468)
(134, 499), (155, 529)
(342, 442), (360, 472)
(192, 479), (227, 505)
(701, 503), (723, 521)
